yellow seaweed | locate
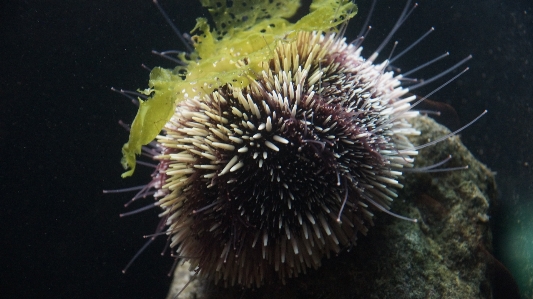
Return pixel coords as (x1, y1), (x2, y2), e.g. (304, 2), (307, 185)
(121, 0), (357, 177)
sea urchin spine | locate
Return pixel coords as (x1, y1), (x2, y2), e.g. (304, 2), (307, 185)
(150, 30), (420, 287)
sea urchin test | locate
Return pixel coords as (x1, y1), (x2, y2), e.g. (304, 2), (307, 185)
(116, 0), (461, 288)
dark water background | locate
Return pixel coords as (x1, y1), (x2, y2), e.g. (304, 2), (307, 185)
(1, 0), (532, 298)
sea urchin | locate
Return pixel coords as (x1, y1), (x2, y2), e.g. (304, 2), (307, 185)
(110, 0), (477, 290)
(153, 31), (419, 288)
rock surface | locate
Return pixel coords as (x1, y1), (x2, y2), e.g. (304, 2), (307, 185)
(167, 116), (497, 299)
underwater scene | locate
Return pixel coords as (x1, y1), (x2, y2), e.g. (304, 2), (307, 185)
(1, 0), (531, 298)
(112, 1), (533, 298)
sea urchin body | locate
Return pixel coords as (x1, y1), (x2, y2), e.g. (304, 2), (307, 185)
(152, 30), (420, 287)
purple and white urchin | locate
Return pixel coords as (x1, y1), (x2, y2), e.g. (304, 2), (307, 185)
(142, 30), (421, 288)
